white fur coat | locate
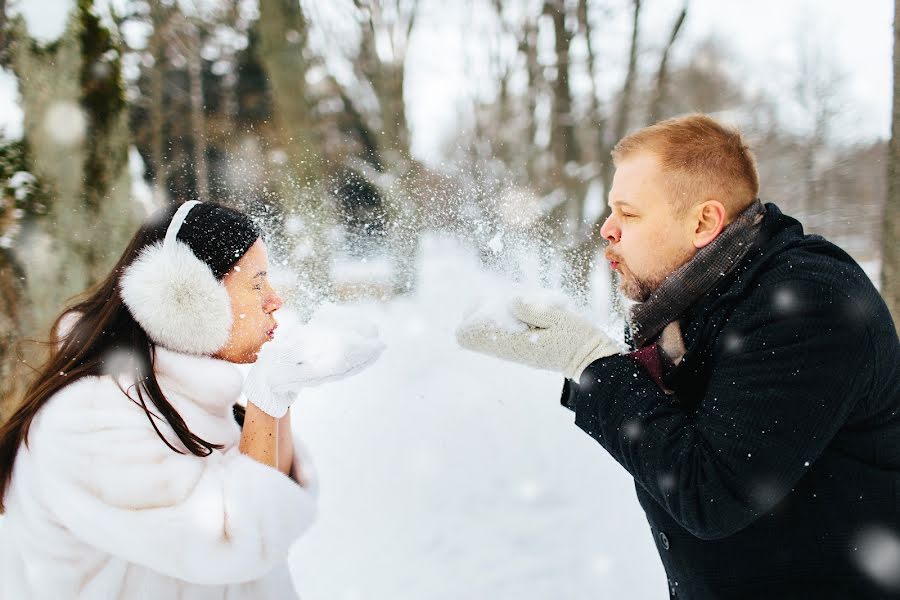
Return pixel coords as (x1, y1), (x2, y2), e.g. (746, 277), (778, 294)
(0, 347), (318, 599)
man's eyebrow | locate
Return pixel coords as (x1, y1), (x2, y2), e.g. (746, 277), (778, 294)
(253, 271), (267, 278)
(609, 199), (638, 209)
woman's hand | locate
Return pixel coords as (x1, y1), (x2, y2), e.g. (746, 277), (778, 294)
(242, 312), (385, 418)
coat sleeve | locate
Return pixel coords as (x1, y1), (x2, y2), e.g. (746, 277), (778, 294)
(562, 277), (872, 540)
(290, 434), (319, 496)
(27, 379), (317, 585)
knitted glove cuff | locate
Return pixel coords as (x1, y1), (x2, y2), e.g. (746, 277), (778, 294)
(566, 331), (621, 381)
(242, 371), (293, 418)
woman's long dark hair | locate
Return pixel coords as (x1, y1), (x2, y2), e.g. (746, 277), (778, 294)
(0, 206), (231, 513)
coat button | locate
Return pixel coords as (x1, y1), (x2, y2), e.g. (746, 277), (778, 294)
(659, 531), (670, 550)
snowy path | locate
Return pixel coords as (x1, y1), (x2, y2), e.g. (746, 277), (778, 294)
(289, 236), (667, 599)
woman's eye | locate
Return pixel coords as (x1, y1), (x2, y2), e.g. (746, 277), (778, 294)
(252, 284), (263, 291)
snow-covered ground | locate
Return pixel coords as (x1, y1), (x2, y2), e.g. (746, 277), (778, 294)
(288, 235), (666, 600)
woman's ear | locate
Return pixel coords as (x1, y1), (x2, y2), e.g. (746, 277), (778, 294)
(692, 201), (728, 249)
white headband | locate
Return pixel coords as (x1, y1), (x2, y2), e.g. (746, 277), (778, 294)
(164, 200), (202, 248)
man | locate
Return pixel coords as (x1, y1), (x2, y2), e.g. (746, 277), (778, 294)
(457, 114), (900, 599)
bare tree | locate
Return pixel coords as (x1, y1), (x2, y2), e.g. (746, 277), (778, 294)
(791, 24), (844, 221)
(257, 0), (335, 303)
(215, 2), (242, 126)
(540, 0), (580, 275)
(352, 0), (418, 164)
(603, 0), (641, 191)
(258, 0), (321, 185)
(648, 2), (688, 124)
(147, 0), (171, 204)
(576, 0), (605, 166)
(184, 20), (209, 202)
(562, 0), (645, 300)
(521, 17), (542, 177)
(345, 0), (423, 294)
(456, 0), (661, 302)
(0, 249), (24, 420)
(0, 0), (8, 61)
(545, 0), (578, 175)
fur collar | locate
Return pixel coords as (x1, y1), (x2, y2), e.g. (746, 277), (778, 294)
(58, 312), (243, 415)
(153, 346), (244, 415)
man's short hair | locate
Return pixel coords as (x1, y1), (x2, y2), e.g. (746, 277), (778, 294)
(612, 113), (760, 217)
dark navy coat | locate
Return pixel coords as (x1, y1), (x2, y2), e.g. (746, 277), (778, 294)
(562, 204), (900, 599)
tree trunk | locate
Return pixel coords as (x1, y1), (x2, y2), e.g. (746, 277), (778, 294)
(522, 18), (541, 179)
(148, 0), (168, 204)
(564, 0), (642, 308)
(257, 0), (334, 308)
(379, 63), (408, 159)
(648, 4), (687, 124)
(577, 0), (604, 164)
(0, 0), (7, 61)
(0, 249), (25, 421)
(355, 0), (416, 163)
(546, 0), (578, 171)
(883, 0), (900, 323)
(544, 0), (590, 301)
(602, 0), (641, 193)
(351, 0), (420, 295)
(186, 20), (209, 202)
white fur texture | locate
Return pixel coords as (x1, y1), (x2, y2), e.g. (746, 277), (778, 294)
(119, 240), (232, 355)
(0, 347), (317, 599)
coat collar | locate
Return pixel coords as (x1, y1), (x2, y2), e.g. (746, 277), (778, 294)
(677, 202), (805, 347)
(152, 346), (245, 415)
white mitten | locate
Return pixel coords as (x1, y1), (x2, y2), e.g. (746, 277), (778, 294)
(456, 295), (622, 380)
(243, 317), (385, 418)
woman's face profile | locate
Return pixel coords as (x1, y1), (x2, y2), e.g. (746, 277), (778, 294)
(214, 239), (283, 363)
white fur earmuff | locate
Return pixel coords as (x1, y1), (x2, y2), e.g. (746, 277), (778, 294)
(119, 201), (233, 355)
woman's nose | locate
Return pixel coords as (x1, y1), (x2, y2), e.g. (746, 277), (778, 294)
(600, 215), (620, 243)
(265, 291), (284, 313)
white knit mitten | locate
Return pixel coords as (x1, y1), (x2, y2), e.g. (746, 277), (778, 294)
(456, 296), (622, 380)
(243, 320), (385, 418)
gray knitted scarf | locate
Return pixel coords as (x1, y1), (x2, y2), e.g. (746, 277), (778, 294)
(629, 199), (766, 348)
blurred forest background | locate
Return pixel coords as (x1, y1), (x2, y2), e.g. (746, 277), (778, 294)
(0, 0), (896, 415)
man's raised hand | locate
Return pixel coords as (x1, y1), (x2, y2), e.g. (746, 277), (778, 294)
(455, 295), (622, 380)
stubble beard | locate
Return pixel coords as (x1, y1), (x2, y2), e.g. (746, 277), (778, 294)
(617, 249), (695, 303)
(618, 269), (660, 303)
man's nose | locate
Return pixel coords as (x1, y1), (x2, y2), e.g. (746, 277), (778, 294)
(600, 215), (620, 243)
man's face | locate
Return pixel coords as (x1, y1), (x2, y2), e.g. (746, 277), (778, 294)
(600, 152), (697, 302)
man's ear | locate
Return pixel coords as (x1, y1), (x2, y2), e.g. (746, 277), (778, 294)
(692, 201), (727, 249)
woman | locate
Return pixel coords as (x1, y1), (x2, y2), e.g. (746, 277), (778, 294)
(0, 201), (382, 599)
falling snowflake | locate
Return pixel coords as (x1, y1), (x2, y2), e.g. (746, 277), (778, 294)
(43, 101), (86, 146)
(852, 526), (900, 590)
(773, 286), (798, 313)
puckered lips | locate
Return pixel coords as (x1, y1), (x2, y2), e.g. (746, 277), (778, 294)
(605, 249), (623, 272)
